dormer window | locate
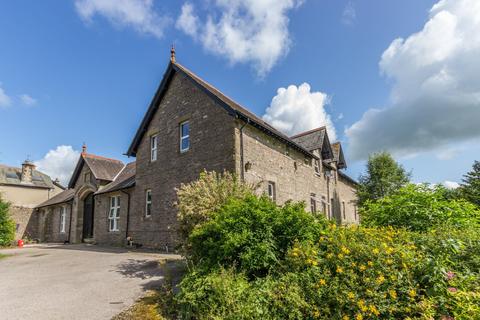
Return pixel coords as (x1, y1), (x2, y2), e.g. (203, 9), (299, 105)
(180, 121), (190, 152)
(150, 134), (158, 162)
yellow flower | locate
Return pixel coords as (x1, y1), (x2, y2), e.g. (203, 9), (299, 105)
(352, 262), (357, 267)
(386, 247), (394, 255)
(313, 310), (320, 318)
(343, 316), (350, 320)
(389, 290), (397, 299)
(311, 260), (318, 266)
(341, 246), (351, 254)
(327, 253), (334, 259)
(386, 259), (393, 265)
(408, 289), (416, 298)
(318, 279), (326, 286)
(356, 314), (363, 320)
(336, 266), (344, 273)
(291, 252), (298, 257)
(348, 292), (355, 300)
(359, 264), (366, 271)
(367, 261), (373, 267)
(376, 275), (385, 284)
(369, 305), (380, 316)
(372, 248), (380, 254)
(338, 253), (344, 259)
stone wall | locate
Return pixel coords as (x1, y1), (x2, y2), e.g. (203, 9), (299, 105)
(130, 72), (236, 250)
(93, 189), (132, 246)
(9, 206), (34, 240)
(37, 204), (72, 243)
(234, 121), (357, 223)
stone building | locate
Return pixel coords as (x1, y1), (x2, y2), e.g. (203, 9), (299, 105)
(0, 160), (64, 240)
(35, 53), (358, 250)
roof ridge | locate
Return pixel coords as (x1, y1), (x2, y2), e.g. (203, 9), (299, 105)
(82, 153), (123, 163)
(290, 126), (327, 139)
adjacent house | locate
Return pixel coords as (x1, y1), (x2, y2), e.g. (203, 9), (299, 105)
(0, 160), (64, 240)
(35, 51), (358, 250)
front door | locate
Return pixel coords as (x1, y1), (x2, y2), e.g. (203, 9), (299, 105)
(82, 193), (94, 240)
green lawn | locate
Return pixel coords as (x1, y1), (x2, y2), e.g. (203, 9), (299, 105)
(0, 253), (10, 260)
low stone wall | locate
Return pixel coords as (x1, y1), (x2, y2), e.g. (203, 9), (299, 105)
(9, 206), (35, 240)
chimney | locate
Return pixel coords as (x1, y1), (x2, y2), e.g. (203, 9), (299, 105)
(21, 160), (36, 184)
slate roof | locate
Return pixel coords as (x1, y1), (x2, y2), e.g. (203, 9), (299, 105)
(95, 161), (136, 195)
(126, 61), (318, 160)
(68, 153), (125, 188)
(0, 164), (56, 189)
(36, 189), (75, 208)
(331, 142), (347, 169)
(290, 127), (334, 160)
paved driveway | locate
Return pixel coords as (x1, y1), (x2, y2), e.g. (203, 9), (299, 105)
(0, 244), (182, 320)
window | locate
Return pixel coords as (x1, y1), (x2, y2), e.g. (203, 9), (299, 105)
(267, 182), (276, 201)
(145, 189), (152, 217)
(84, 172), (91, 183)
(150, 134), (158, 162)
(314, 159), (320, 174)
(342, 201), (346, 221)
(109, 196), (120, 231)
(310, 195), (317, 213)
(322, 201), (327, 216)
(180, 121), (190, 152)
(60, 207), (66, 233)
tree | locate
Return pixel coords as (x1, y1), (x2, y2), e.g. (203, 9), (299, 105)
(0, 196), (15, 247)
(357, 151), (410, 206)
(460, 160), (480, 207)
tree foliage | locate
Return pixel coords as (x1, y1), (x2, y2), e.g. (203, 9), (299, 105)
(360, 184), (480, 232)
(357, 152), (410, 206)
(0, 196), (15, 247)
(460, 160), (480, 207)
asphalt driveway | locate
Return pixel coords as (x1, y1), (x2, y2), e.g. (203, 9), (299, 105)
(0, 244), (182, 320)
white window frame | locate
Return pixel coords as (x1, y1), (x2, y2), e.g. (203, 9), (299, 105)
(310, 195), (317, 213)
(180, 121), (190, 153)
(267, 181), (276, 201)
(109, 196), (120, 232)
(150, 134), (158, 162)
(60, 206), (66, 233)
(314, 159), (320, 175)
(145, 189), (152, 217)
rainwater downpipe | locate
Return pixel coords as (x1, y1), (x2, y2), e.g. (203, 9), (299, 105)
(121, 190), (131, 245)
(239, 117), (250, 182)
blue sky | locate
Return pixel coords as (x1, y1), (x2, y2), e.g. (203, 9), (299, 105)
(1, 0), (479, 186)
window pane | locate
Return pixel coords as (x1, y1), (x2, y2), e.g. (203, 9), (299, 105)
(181, 137), (189, 151)
(181, 122), (189, 137)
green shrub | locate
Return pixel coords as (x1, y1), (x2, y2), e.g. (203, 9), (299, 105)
(0, 196), (15, 247)
(360, 184), (480, 232)
(187, 195), (325, 278)
(176, 170), (255, 252)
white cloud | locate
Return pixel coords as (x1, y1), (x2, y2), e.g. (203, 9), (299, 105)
(35, 146), (80, 186)
(346, 0), (480, 160)
(176, 0), (303, 76)
(19, 94), (37, 106)
(443, 180), (460, 189)
(0, 85), (12, 108)
(262, 83), (336, 139)
(74, 0), (171, 38)
(176, 3), (199, 38)
(341, 1), (356, 26)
